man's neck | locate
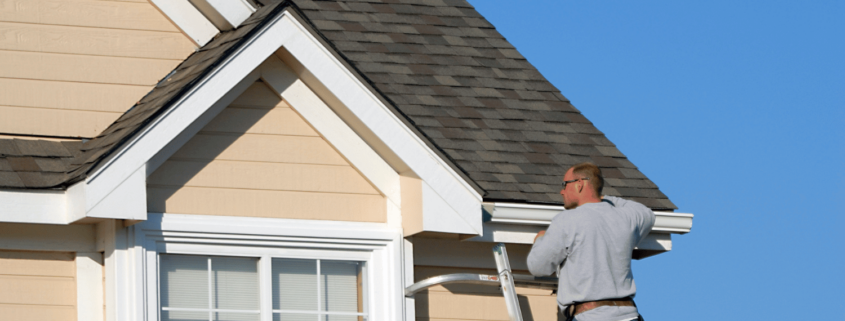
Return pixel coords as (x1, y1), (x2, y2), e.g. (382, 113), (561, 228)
(575, 197), (602, 208)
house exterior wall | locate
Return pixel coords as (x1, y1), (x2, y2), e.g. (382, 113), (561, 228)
(413, 239), (559, 321)
(0, 0), (196, 138)
(0, 250), (77, 321)
(147, 81), (387, 222)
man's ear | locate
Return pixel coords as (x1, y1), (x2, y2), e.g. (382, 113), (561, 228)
(576, 180), (584, 193)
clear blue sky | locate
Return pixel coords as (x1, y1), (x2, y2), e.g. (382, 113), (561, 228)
(469, 1), (845, 320)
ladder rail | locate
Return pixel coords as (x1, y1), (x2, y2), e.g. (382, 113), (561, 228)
(493, 243), (523, 321)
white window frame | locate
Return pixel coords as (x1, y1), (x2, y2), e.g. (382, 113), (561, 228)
(128, 213), (405, 321)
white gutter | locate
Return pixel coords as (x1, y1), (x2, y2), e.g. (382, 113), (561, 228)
(488, 202), (693, 233)
(467, 202), (693, 258)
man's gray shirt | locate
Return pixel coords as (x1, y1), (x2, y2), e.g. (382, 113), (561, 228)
(527, 196), (655, 321)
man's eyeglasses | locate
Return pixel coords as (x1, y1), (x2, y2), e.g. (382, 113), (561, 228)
(561, 177), (589, 189)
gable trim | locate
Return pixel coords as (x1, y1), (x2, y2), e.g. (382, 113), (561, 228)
(82, 9), (292, 221)
(150, 0), (219, 46)
(0, 5), (483, 235)
(273, 11), (483, 235)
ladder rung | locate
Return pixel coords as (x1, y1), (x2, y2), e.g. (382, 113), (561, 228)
(404, 273), (500, 297)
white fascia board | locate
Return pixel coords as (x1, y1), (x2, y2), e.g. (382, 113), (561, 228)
(84, 11), (291, 220)
(0, 189), (66, 224)
(488, 202), (694, 234)
(191, 0), (256, 31)
(276, 14), (483, 235)
(150, 0), (219, 46)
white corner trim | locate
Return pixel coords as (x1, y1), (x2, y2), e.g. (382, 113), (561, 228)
(487, 202), (694, 234)
(277, 15), (483, 235)
(150, 0), (219, 46)
(76, 252), (105, 321)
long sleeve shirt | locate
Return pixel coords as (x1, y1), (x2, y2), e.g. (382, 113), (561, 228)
(527, 196), (655, 320)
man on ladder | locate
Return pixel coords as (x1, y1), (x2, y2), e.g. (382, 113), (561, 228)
(527, 162), (655, 321)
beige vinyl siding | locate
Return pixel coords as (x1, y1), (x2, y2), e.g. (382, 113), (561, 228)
(414, 266), (558, 321)
(148, 81), (386, 222)
(0, 250), (77, 321)
(0, 0), (196, 138)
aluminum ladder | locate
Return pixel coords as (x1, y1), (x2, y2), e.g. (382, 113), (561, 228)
(404, 243), (558, 321)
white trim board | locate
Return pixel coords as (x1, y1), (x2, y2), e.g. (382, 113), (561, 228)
(149, 0), (219, 46)
(122, 213), (406, 321)
(190, 0), (256, 31)
(76, 252), (105, 321)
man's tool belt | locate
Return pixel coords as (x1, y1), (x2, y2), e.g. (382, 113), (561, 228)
(561, 297), (637, 321)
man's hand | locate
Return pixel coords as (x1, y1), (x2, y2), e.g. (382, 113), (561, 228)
(533, 230), (546, 243)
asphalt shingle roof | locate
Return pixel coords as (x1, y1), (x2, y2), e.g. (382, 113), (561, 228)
(0, 0), (676, 210)
(283, 0), (675, 210)
(0, 139), (82, 189)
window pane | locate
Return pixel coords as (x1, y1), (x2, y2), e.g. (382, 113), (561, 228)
(160, 254), (209, 309)
(319, 261), (362, 313)
(214, 312), (259, 321)
(274, 313), (318, 321)
(273, 258), (318, 311)
(162, 310), (207, 321)
(211, 257), (259, 311)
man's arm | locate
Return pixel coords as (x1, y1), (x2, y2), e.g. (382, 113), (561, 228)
(604, 195), (656, 243)
(526, 214), (571, 276)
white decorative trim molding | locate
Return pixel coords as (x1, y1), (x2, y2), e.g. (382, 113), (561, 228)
(110, 213), (407, 321)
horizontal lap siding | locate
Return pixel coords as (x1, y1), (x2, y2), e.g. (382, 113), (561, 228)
(0, 250), (76, 321)
(147, 81), (386, 222)
(0, 0), (195, 138)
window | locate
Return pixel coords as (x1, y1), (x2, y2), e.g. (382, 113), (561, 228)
(158, 255), (366, 321)
(160, 255), (261, 321)
(132, 214), (401, 321)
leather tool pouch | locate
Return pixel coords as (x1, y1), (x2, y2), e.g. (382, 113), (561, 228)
(557, 305), (575, 321)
